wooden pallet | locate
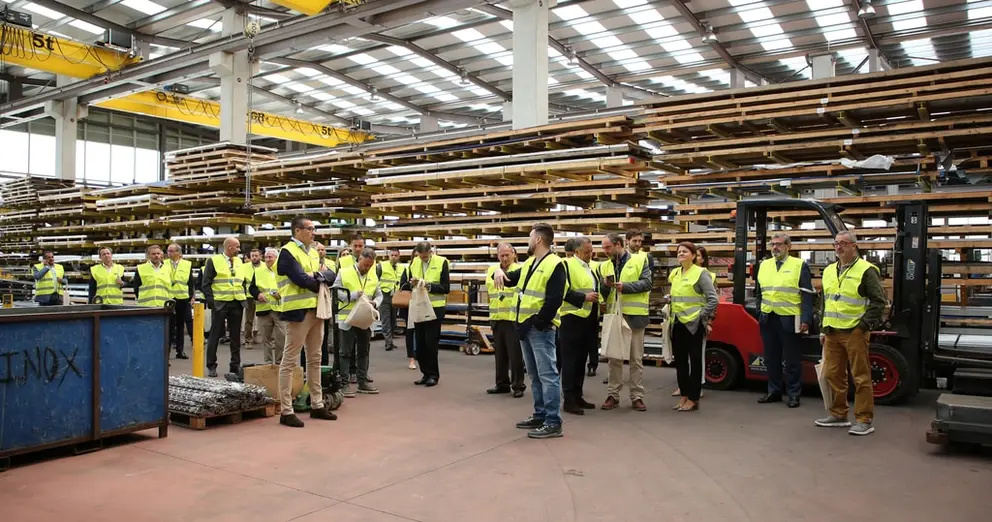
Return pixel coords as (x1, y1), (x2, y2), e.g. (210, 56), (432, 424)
(168, 402), (276, 430)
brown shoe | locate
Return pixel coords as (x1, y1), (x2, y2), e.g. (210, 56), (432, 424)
(632, 399), (646, 411)
(601, 396), (619, 410)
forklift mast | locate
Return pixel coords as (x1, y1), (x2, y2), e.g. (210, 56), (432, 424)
(890, 202), (940, 385)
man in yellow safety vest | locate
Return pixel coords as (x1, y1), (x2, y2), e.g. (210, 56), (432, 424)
(333, 248), (383, 398)
(132, 245), (171, 308)
(33, 250), (67, 306)
(275, 216), (338, 428)
(492, 223), (567, 439)
(375, 247), (402, 352)
(755, 233), (814, 408)
(167, 243), (193, 360)
(560, 237), (602, 415)
(598, 232), (653, 412)
(201, 237), (246, 377)
(815, 230), (886, 436)
(485, 242), (525, 397)
(88, 247), (125, 305)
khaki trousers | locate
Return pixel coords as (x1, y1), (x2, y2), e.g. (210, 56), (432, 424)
(279, 310), (325, 414)
(824, 327), (874, 423)
(255, 313), (286, 364)
(607, 326), (646, 401)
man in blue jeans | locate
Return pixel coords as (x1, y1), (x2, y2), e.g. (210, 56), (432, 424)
(492, 223), (567, 439)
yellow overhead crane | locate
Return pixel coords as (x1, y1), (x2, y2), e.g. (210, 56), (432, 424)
(271, 0), (367, 17)
(0, 24), (372, 147)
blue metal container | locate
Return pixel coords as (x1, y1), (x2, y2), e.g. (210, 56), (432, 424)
(0, 305), (171, 465)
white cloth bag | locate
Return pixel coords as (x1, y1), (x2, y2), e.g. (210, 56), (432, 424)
(316, 284), (333, 320)
(661, 303), (674, 364)
(346, 294), (380, 330)
(815, 350), (832, 412)
(600, 286), (631, 361)
(409, 281), (437, 324)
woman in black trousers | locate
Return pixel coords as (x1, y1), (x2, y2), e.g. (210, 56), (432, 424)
(667, 241), (718, 412)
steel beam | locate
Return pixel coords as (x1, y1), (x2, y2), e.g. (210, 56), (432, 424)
(28, 0), (188, 48)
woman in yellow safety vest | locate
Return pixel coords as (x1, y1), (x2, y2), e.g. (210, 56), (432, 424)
(668, 241), (719, 412)
(673, 245), (717, 397)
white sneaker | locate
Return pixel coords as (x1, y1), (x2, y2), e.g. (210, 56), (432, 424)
(815, 415), (852, 427)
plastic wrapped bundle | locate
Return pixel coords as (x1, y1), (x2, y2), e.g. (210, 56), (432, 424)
(169, 375), (274, 416)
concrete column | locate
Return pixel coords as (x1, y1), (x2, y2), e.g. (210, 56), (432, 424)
(502, 101), (513, 123)
(730, 69), (747, 89)
(606, 86), (623, 108)
(46, 75), (86, 181)
(810, 53), (835, 80)
(508, 0), (554, 130)
(210, 9), (253, 145)
(420, 115), (439, 133)
(867, 48), (891, 73)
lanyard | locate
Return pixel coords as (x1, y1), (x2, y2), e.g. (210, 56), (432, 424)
(357, 270), (372, 294)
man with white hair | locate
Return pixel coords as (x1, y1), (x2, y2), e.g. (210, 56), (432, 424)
(201, 237), (245, 377)
(248, 248), (287, 364)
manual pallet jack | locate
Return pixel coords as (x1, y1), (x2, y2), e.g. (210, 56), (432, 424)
(460, 280), (495, 356)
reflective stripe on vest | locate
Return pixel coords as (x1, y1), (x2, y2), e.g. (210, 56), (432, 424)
(277, 241), (320, 312)
(33, 263), (64, 297)
(560, 257), (597, 319)
(668, 264), (705, 324)
(410, 254), (448, 309)
(169, 259), (192, 299)
(822, 258), (877, 329)
(136, 262), (171, 307)
(210, 255), (246, 302)
(90, 263), (124, 305)
(757, 256), (803, 316)
(254, 264), (282, 313)
(516, 254), (564, 327)
(379, 261), (399, 294)
(486, 262), (520, 322)
(598, 253), (650, 316)
(336, 265), (379, 322)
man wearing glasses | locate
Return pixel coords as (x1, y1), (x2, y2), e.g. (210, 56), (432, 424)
(815, 230), (886, 436)
(754, 233), (814, 408)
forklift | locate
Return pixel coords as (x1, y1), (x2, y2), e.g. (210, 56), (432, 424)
(704, 198), (992, 446)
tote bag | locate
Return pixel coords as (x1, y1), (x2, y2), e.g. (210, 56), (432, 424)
(316, 284), (333, 320)
(815, 351), (833, 412)
(600, 285), (631, 361)
(409, 283), (437, 324)
(345, 294), (380, 330)
(660, 303), (674, 364)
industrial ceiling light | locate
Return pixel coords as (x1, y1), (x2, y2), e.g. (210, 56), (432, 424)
(567, 47), (578, 66)
(295, 101), (304, 115)
(369, 86), (379, 101)
(701, 25), (718, 43)
(858, 0), (876, 18)
(459, 70), (470, 85)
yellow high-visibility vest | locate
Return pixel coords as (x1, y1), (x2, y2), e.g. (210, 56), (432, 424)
(276, 241), (320, 312)
(336, 265), (379, 323)
(33, 263), (64, 297)
(169, 259), (192, 299)
(136, 262), (171, 307)
(598, 253), (650, 316)
(379, 261), (400, 294)
(822, 258), (878, 330)
(486, 262), (520, 322)
(669, 264), (705, 324)
(561, 257), (599, 319)
(209, 254), (246, 302)
(90, 263), (125, 305)
(409, 254), (448, 309)
(515, 253), (564, 328)
(757, 256), (803, 316)
(253, 264), (282, 313)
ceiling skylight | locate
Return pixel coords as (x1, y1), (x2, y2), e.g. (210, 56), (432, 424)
(121, 0), (166, 16)
(552, 4), (589, 21)
(21, 3), (63, 20)
(68, 20), (105, 35)
(887, 0), (928, 32)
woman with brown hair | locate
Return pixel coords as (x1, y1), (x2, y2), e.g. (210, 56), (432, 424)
(668, 241), (719, 411)
(672, 244), (716, 397)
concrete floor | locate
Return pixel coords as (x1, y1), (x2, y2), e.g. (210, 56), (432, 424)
(2, 339), (991, 522)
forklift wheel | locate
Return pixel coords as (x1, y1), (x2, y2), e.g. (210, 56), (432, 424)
(465, 343), (481, 356)
(704, 343), (740, 390)
(869, 342), (912, 405)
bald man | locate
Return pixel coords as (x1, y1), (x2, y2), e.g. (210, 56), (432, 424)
(201, 237), (246, 377)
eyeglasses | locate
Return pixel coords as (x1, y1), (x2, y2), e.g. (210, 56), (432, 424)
(833, 240), (853, 247)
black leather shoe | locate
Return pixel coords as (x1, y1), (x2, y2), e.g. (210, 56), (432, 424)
(414, 377), (428, 385)
(487, 386), (511, 394)
(563, 403), (585, 415)
(757, 394), (782, 404)
(578, 398), (596, 410)
(512, 390), (525, 398)
(424, 377), (437, 387)
(788, 397), (801, 408)
(175, 352), (189, 360)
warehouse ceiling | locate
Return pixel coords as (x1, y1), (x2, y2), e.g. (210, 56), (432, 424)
(2, 0), (992, 135)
